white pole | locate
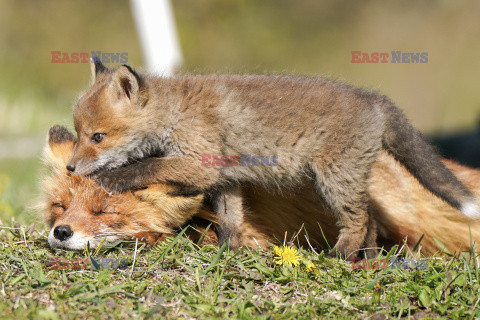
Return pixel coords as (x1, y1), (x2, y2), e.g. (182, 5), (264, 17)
(130, 0), (183, 75)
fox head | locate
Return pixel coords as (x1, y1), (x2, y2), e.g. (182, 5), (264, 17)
(42, 125), (207, 250)
(67, 58), (153, 176)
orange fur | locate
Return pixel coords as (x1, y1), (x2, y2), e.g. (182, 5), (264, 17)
(241, 152), (480, 255)
(41, 129), (480, 255)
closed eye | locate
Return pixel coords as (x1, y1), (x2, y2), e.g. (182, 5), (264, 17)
(93, 206), (119, 216)
(93, 200), (118, 216)
(51, 202), (66, 217)
(93, 209), (120, 216)
(51, 202), (66, 210)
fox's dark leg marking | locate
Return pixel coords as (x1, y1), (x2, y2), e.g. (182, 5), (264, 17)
(213, 186), (243, 249)
(93, 155), (220, 193)
(166, 185), (203, 198)
(362, 209), (379, 259)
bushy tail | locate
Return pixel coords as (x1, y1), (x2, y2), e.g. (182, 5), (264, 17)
(381, 98), (480, 219)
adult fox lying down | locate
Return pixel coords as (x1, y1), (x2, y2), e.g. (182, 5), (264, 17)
(42, 126), (480, 256)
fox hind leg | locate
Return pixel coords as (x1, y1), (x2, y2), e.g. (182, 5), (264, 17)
(324, 189), (370, 259)
(311, 149), (378, 259)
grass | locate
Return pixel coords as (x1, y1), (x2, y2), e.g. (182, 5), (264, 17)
(1, 148), (479, 319)
(1, 224), (480, 319)
(2, 1), (480, 318)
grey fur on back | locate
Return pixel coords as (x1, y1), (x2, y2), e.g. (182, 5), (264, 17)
(73, 65), (479, 257)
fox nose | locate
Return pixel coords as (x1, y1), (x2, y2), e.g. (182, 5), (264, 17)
(54, 225), (73, 241)
(66, 164), (75, 172)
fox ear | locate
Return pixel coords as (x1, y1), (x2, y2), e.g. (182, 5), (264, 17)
(90, 56), (108, 83)
(109, 64), (142, 105)
(43, 125), (76, 174)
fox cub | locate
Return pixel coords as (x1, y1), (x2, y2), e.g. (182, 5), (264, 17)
(43, 125), (480, 255)
(66, 59), (479, 258)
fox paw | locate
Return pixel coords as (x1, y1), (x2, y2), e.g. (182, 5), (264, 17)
(217, 226), (242, 250)
(93, 170), (135, 193)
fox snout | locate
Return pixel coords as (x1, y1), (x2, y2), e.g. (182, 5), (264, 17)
(66, 144), (99, 176)
(66, 155), (81, 173)
(53, 225), (73, 241)
(66, 143), (84, 174)
(66, 155), (101, 176)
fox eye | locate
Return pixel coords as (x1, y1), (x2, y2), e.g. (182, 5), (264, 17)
(51, 202), (66, 215)
(52, 202), (66, 210)
(92, 204), (104, 216)
(91, 133), (106, 143)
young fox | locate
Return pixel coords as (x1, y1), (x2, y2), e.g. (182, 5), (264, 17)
(43, 125), (480, 255)
(66, 59), (479, 257)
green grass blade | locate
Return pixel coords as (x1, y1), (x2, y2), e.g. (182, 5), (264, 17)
(149, 226), (189, 271)
(412, 234), (425, 252)
(205, 241), (228, 273)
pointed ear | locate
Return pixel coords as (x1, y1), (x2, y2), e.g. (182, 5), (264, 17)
(108, 64), (142, 105)
(43, 125), (76, 174)
(90, 55), (108, 83)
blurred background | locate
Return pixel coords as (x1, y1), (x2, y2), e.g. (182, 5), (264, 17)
(0, 0), (479, 224)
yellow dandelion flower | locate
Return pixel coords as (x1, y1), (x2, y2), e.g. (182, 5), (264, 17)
(305, 262), (316, 272)
(273, 245), (283, 256)
(273, 245), (300, 267)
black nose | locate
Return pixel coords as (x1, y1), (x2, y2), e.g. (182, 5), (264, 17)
(54, 225), (73, 241)
(66, 164), (75, 172)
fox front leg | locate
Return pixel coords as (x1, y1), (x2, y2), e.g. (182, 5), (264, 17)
(213, 186), (244, 249)
(93, 156), (220, 193)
